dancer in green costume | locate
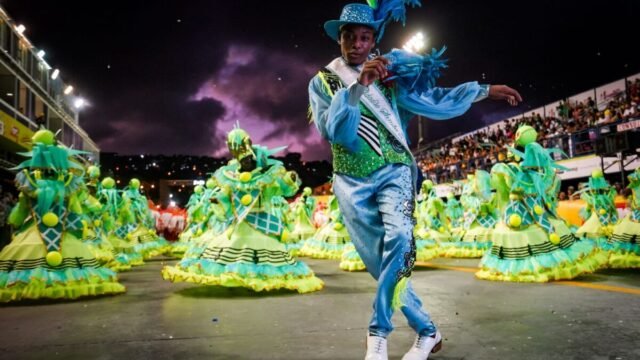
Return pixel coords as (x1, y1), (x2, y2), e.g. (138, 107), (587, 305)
(413, 180), (446, 262)
(180, 179), (233, 260)
(477, 126), (607, 282)
(99, 177), (145, 269)
(576, 170), (618, 240)
(440, 172), (496, 258)
(284, 187), (317, 256)
(76, 165), (127, 270)
(121, 178), (170, 259)
(607, 168), (640, 268)
(163, 126), (323, 293)
(300, 194), (352, 260)
(0, 130), (125, 302)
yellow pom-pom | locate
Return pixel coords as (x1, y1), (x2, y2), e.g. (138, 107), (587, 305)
(148, 229), (156, 235)
(549, 233), (561, 245)
(42, 212), (59, 227)
(509, 194), (520, 201)
(46, 251), (63, 267)
(196, 228), (203, 236)
(598, 209), (607, 215)
(32, 129), (56, 146)
(592, 169), (604, 179)
(509, 214), (522, 228)
(240, 194), (253, 206)
(239, 172), (252, 183)
(280, 229), (290, 242)
(93, 219), (102, 227)
(333, 222), (344, 230)
(126, 233), (133, 240)
(438, 226), (445, 233)
(534, 205), (544, 215)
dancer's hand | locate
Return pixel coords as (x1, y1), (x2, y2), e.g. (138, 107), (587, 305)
(489, 85), (523, 106)
(357, 57), (390, 87)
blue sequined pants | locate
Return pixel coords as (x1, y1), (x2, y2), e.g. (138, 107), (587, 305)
(334, 163), (436, 338)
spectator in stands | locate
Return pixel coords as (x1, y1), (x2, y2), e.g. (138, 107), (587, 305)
(567, 186), (576, 200)
(558, 192), (567, 201)
(614, 182), (623, 195)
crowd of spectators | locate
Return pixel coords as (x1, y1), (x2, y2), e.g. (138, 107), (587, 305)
(417, 79), (640, 183)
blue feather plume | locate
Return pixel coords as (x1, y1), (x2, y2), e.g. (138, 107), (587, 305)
(370, 0), (422, 42)
(383, 47), (448, 93)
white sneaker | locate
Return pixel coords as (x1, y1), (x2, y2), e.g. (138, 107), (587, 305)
(401, 331), (442, 360)
(365, 334), (388, 360)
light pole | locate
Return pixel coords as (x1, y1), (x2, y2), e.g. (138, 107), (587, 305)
(403, 32), (427, 151)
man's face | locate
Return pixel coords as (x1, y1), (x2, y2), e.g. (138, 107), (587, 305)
(339, 24), (375, 65)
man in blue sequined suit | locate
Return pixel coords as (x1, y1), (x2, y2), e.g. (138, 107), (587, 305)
(308, 3), (522, 360)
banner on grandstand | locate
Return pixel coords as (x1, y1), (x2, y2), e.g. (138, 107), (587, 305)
(568, 90), (595, 107)
(544, 101), (561, 118)
(628, 72), (640, 82)
(617, 120), (640, 132)
(556, 155), (640, 180)
(596, 79), (626, 110)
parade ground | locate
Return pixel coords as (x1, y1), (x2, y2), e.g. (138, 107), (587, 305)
(1, 257), (638, 360)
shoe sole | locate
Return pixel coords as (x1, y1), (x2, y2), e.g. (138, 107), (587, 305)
(431, 340), (442, 353)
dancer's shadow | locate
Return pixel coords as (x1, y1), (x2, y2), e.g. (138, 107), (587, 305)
(176, 285), (300, 298)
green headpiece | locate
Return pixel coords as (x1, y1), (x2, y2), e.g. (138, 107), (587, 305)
(515, 125), (538, 147)
(13, 130), (87, 172)
(194, 185), (204, 194)
(227, 125), (255, 162)
(102, 177), (116, 189)
(205, 178), (217, 189)
(421, 179), (434, 193)
(87, 165), (101, 179)
(588, 169), (610, 191)
(303, 187), (312, 196)
(129, 178), (141, 190)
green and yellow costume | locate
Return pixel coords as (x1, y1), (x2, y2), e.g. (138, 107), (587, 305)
(606, 168), (640, 268)
(477, 126), (607, 282)
(163, 127), (323, 293)
(0, 130), (125, 302)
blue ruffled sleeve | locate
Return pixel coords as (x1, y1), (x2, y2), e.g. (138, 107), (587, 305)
(308, 75), (366, 152)
(396, 81), (488, 121)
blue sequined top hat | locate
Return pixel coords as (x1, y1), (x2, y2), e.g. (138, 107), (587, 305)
(324, 3), (384, 42)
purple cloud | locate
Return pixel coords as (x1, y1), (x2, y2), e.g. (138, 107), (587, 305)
(192, 44), (330, 160)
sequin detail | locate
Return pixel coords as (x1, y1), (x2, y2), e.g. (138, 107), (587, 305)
(318, 70), (412, 178)
(395, 169), (416, 281)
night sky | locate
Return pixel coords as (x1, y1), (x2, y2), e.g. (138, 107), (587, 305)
(2, 0), (637, 160)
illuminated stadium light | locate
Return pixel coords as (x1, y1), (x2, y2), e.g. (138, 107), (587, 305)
(64, 85), (73, 95)
(51, 69), (60, 80)
(403, 32), (426, 53)
(15, 24), (25, 35)
(36, 50), (45, 58)
(74, 98), (85, 109)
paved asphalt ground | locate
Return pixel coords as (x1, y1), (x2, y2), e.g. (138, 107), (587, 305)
(1, 257), (639, 360)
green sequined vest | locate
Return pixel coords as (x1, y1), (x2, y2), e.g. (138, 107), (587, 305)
(318, 70), (412, 178)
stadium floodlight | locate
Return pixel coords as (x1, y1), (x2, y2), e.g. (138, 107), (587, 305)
(15, 25), (25, 35)
(64, 85), (73, 95)
(36, 50), (45, 58)
(51, 69), (60, 80)
(403, 32), (426, 53)
(74, 98), (85, 109)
